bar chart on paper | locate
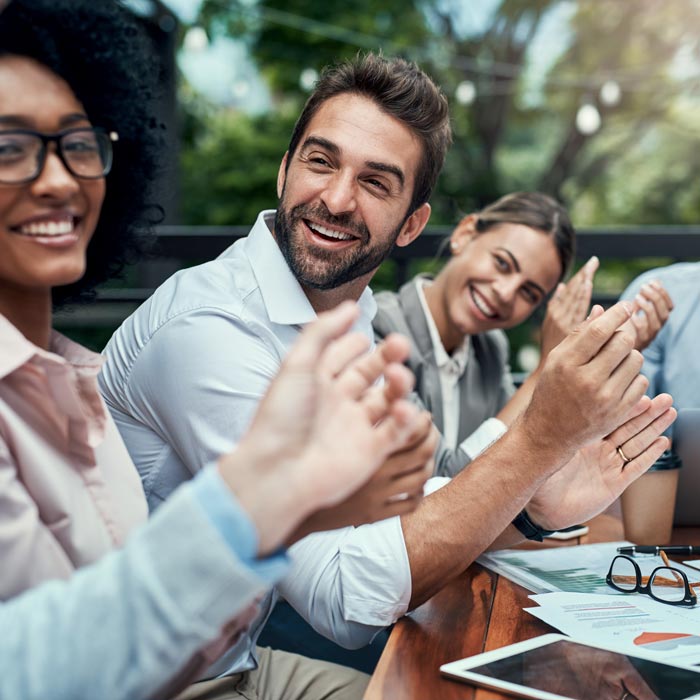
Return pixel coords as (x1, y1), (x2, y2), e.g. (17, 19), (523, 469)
(477, 542), (628, 594)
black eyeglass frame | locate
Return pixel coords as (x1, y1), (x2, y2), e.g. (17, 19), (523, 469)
(606, 554), (698, 607)
(0, 126), (119, 185)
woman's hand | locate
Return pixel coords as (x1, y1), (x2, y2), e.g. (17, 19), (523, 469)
(540, 256), (599, 358)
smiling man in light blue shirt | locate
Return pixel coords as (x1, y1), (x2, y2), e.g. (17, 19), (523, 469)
(101, 53), (677, 700)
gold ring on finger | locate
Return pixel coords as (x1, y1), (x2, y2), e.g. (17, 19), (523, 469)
(616, 445), (631, 466)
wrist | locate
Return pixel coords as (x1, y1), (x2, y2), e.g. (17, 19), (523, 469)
(510, 411), (574, 475)
(217, 446), (311, 557)
(511, 508), (555, 542)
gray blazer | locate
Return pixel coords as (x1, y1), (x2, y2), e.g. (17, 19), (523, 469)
(373, 277), (514, 474)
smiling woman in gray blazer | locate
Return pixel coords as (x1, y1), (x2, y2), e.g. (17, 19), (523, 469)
(374, 192), (592, 471)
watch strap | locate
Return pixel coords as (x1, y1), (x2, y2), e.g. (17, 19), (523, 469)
(511, 509), (555, 542)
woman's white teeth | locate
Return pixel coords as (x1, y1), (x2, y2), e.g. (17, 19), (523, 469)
(471, 289), (497, 318)
(310, 223), (353, 241)
(20, 220), (74, 236)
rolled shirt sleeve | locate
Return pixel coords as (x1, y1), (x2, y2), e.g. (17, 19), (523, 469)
(279, 514), (411, 649)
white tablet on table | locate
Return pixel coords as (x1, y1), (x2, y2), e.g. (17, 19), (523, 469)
(440, 633), (700, 700)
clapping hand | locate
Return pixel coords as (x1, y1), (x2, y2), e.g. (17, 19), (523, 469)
(622, 279), (673, 351)
(221, 302), (428, 554)
(540, 256), (599, 358)
(527, 393), (675, 530)
(524, 302), (648, 457)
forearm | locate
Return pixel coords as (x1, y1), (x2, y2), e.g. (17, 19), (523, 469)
(495, 368), (540, 427)
(486, 524), (526, 550)
(402, 419), (571, 608)
(0, 480), (272, 700)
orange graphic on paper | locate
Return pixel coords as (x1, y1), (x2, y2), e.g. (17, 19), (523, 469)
(635, 632), (693, 645)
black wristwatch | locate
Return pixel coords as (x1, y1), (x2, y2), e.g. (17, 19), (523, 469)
(511, 509), (555, 542)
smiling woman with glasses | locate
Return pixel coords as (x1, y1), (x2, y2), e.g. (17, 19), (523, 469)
(0, 127), (118, 184)
(0, 0), (160, 599)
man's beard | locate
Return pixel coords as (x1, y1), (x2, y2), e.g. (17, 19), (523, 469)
(274, 201), (404, 290)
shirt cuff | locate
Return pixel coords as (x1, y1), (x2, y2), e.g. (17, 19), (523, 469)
(459, 417), (507, 459)
(191, 465), (289, 584)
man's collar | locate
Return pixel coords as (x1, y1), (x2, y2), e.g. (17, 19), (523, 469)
(247, 209), (376, 329)
(245, 210), (316, 326)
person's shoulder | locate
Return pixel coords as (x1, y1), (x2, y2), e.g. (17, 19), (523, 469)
(102, 246), (263, 380)
(623, 262), (700, 299)
(373, 275), (429, 341)
(373, 288), (401, 315)
(373, 288), (406, 336)
(651, 262), (700, 290)
(142, 249), (258, 325)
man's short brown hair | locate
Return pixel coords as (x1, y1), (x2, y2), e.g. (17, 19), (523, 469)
(286, 53), (452, 215)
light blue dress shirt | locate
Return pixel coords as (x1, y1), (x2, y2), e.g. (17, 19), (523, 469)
(0, 467), (288, 700)
(620, 262), (700, 412)
(99, 210), (413, 675)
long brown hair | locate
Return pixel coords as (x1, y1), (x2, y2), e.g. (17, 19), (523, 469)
(473, 192), (575, 281)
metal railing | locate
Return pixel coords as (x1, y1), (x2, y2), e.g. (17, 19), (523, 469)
(55, 225), (700, 327)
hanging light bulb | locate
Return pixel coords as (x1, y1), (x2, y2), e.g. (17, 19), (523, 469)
(599, 80), (622, 107)
(576, 103), (601, 135)
(299, 68), (319, 92)
(455, 80), (476, 106)
(183, 26), (208, 52)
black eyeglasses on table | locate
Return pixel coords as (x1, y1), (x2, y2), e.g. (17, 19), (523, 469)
(606, 552), (700, 607)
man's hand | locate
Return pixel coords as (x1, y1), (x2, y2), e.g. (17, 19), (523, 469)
(523, 302), (648, 459)
(526, 393), (676, 530)
(220, 301), (427, 555)
(622, 279), (673, 351)
(540, 256), (599, 357)
(287, 414), (437, 542)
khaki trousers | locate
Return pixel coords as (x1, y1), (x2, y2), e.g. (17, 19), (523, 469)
(173, 646), (369, 700)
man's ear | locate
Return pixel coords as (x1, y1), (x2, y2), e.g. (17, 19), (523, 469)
(395, 203), (432, 248)
(277, 152), (289, 199)
(450, 213), (478, 255)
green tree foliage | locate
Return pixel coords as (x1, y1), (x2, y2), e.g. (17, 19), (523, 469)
(180, 85), (297, 224)
(186, 0), (700, 228)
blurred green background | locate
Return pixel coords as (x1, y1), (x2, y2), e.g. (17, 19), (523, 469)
(66, 0), (700, 367)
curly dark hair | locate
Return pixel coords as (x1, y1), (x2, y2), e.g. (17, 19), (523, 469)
(0, 0), (163, 307)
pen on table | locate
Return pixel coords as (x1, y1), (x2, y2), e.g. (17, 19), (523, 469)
(617, 545), (699, 555)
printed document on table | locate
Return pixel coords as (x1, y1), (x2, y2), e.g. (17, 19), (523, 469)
(525, 592), (700, 665)
(478, 542), (700, 595)
(478, 542), (629, 594)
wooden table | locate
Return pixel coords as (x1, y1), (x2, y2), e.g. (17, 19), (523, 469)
(365, 516), (700, 699)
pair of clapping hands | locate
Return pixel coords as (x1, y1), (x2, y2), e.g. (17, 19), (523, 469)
(219, 289), (675, 563)
(543, 256), (673, 356)
(217, 301), (435, 556)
